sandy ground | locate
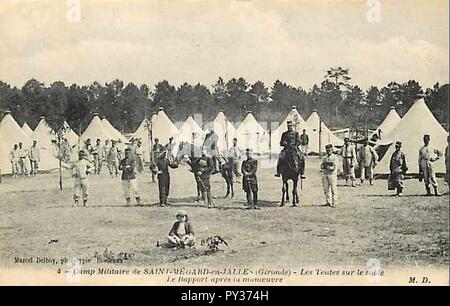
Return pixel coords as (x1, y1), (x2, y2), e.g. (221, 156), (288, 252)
(0, 157), (448, 274)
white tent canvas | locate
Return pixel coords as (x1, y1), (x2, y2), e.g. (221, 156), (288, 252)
(236, 112), (270, 153)
(81, 114), (114, 143)
(211, 112), (237, 152)
(176, 116), (206, 146)
(152, 109), (179, 145)
(22, 122), (34, 137)
(271, 106), (308, 153)
(371, 107), (402, 143)
(375, 99), (448, 174)
(102, 117), (127, 143)
(305, 111), (344, 153)
(0, 113), (32, 174)
(62, 121), (79, 146)
(31, 118), (60, 171)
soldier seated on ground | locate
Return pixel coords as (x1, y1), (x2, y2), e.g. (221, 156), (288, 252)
(167, 210), (195, 248)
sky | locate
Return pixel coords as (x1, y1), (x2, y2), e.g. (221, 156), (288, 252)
(0, 0), (448, 91)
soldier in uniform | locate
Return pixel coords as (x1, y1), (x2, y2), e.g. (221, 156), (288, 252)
(242, 148), (259, 209)
(227, 137), (241, 182)
(29, 140), (40, 176)
(321, 144), (338, 207)
(275, 121), (303, 178)
(358, 139), (379, 185)
(299, 129), (309, 155)
(92, 138), (103, 174)
(195, 147), (215, 208)
(70, 150), (93, 207)
(153, 149), (178, 206)
(119, 148), (141, 206)
(106, 140), (120, 177)
(203, 128), (220, 174)
(341, 137), (357, 187)
(418, 134), (443, 196)
(9, 144), (19, 178)
(388, 141), (408, 196)
(17, 142), (30, 177)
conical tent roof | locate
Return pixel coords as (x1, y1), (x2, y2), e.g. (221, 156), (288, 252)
(306, 111), (344, 153)
(372, 107), (402, 143)
(31, 117), (60, 171)
(271, 106), (308, 153)
(236, 112), (270, 153)
(102, 117), (127, 143)
(375, 99), (448, 174)
(0, 112), (32, 174)
(62, 121), (79, 146)
(212, 111), (237, 152)
(176, 116), (206, 146)
(81, 114), (114, 143)
(152, 108), (179, 145)
(132, 113), (157, 162)
(22, 122), (34, 137)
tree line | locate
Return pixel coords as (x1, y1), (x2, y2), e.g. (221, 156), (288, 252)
(0, 67), (448, 135)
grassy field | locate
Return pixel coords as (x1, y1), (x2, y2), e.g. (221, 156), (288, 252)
(0, 157), (448, 277)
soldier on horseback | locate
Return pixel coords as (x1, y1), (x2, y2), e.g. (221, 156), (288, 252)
(274, 121), (305, 178)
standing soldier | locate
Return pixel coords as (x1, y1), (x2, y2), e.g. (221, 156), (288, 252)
(70, 150), (93, 207)
(241, 148), (259, 209)
(153, 150), (178, 206)
(17, 142), (30, 177)
(9, 144), (19, 178)
(135, 140), (145, 174)
(92, 138), (103, 174)
(116, 138), (125, 162)
(300, 129), (309, 155)
(341, 138), (357, 187)
(29, 140), (40, 176)
(275, 121), (301, 177)
(166, 137), (176, 162)
(418, 134), (443, 196)
(195, 147), (215, 208)
(228, 137), (241, 182)
(358, 139), (379, 185)
(388, 141), (408, 196)
(203, 128), (220, 174)
(119, 148), (141, 206)
(321, 144), (339, 207)
(106, 140), (120, 177)
(83, 138), (94, 163)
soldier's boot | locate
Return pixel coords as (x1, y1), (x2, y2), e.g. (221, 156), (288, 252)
(369, 179), (373, 186)
(397, 187), (403, 196)
(426, 186), (432, 196)
(136, 197), (141, 205)
(253, 193), (260, 209)
(73, 200), (79, 207)
(433, 186), (440, 196)
(125, 198), (131, 206)
(83, 199), (88, 207)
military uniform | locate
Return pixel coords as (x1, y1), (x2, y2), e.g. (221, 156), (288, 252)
(241, 156), (258, 208)
(155, 157), (178, 205)
(195, 155), (214, 207)
(71, 155), (93, 206)
(227, 145), (241, 180)
(341, 142), (357, 186)
(9, 147), (19, 177)
(358, 144), (379, 185)
(29, 145), (40, 176)
(388, 145), (407, 196)
(321, 149), (338, 207)
(119, 155), (141, 205)
(106, 145), (120, 177)
(17, 145), (30, 177)
(276, 129), (301, 176)
(418, 145), (442, 195)
(300, 132), (309, 155)
(92, 142), (103, 174)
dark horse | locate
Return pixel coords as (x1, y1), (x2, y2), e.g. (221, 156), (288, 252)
(176, 142), (234, 200)
(279, 149), (305, 207)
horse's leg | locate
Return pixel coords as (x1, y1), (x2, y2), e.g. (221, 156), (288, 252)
(230, 177), (234, 198)
(281, 180), (286, 207)
(292, 179), (298, 206)
(285, 180), (290, 204)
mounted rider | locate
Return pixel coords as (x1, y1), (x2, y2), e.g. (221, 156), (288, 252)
(275, 120), (304, 178)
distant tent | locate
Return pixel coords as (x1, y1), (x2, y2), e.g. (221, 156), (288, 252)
(375, 99), (448, 174)
(81, 113), (114, 143)
(271, 106), (308, 153)
(0, 112), (32, 174)
(371, 107), (402, 143)
(31, 117), (60, 171)
(305, 110), (344, 154)
(176, 115), (206, 146)
(101, 117), (127, 143)
(236, 112), (270, 153)
(211, 111), (237, 153)
(133, 113), (157, 162)
(152, 108), (179, 145)
(62, 121), (79, 146)
(22, 122), (34, 137)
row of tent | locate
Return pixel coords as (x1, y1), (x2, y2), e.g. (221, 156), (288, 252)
(1, 99), (448, 174)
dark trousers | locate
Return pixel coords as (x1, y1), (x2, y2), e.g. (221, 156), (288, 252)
(158, 173), (170, 204)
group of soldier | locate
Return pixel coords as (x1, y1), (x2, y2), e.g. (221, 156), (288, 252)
(8, 141), (41, 177)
